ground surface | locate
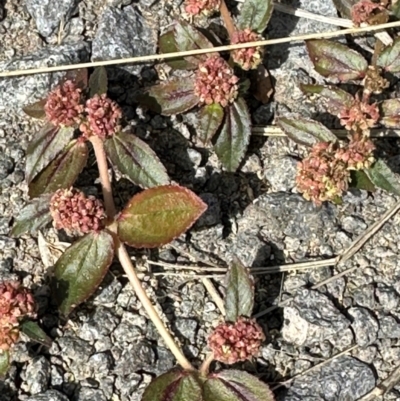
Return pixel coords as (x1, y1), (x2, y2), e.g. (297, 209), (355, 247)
(1, 0), (400, 400)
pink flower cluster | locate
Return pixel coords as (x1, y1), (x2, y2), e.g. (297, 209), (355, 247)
(45, 80), (84, 127)
(338, 98), (379, 132)
(231, 29), (263, 70)
(194, 56), (239, 107)
(50, 188), (106, 236)
(208, 317), (265, 364)
(0, 281), (36, 351)
(80, 94), (122, 140)
(184, 0), (221, 15)
(351, 0), (385, 26)
(337, 135), (375, 170)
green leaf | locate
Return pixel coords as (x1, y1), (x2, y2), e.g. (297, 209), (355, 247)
(350, 170), (376, 192)
(380, 99), (400, 128)
(237, 0), (274, 33)
(25, 124), (74, 184)
(277, 116), (338, 147)
(11, 194), (52, 237)
(366, 159), (400, 196)
(300, 84), (354, 114)
(89, 66), (108, 97)
(225, 257), (254, 322)
(377, 37), (400, 72)
(142, 78), (199, 116)
(105, 131), (170, 188)
(118, 185), (207, 248)
(203, 370), (275, 401)
(213, 98), (251, 172)
(28, 140), (88, 198)
(52, 231), (115, 316)
(23, 98), (47, 120)
(0, 351), (10, 377)
(196, 104), (224, 144)
(306, 39), (368, 81)
(20, 321), (52, 347)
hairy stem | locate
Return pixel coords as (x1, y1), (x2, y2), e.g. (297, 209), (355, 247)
(90, 135), (195, 372)
(220, 0), (236, 39)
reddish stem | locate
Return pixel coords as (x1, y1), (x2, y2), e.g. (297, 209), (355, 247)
(220, 0), (236, 40)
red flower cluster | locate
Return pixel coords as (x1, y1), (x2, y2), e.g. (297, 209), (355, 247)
(351, 0), (385, 26)
(231, 29), (263, 70)
(208, 317), (265, 364)
(44, 80), (84, 127)
(184, 0), (221, 15)
(337, 135), (375, 170)
(0, 281), (36, 351)
(338, 98), (379, 132)
(50, 188), (106, 236)
(80, 94), (122, 139)
(194, 56), (239, 107)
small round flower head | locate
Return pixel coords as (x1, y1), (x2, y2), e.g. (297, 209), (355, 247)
(296, 142), (350, 205)
(351, 0), (385, 26)
(194, 56), (239, 107)
(184, 0), (221, 16)
(45, 80), (84, 127)
(50, 188), (106, 236)
(337, 135), (375, 170)
(363, 66), (389, 94)
(231, 29), (264, 70)
(82, 94), (122, 139)
(0, 321), (20, 351)
(208, 317), (265, 364)
(338, 98), (379, 133)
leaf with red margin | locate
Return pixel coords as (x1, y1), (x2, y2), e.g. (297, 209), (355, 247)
(237, 0), (274, 33)
(52, 231), (115, 316)
(377, 37), (400, 72)
(28, 140), (88, 198)
(196, 104), (224, 145)
(118, 185), (207, 248)
(26, 124), (74, 184)
(306, 39), (368, 81)
(23, 98), (47, 120)
(89, 66), (108, 98)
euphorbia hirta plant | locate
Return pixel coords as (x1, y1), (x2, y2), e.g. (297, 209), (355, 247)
(141, 0), (273, 172)
(277, 37), (400, 205)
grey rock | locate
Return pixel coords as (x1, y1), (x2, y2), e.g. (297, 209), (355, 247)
(86, 353), (113, 378)
(174, 318), (198, 343)
(196, 193), (221, 227)
(76, 388), (107, 401)
(94, 277), (123, 305)
(115, 373), (142, 399)
(376, 285), (399, 310)
(0, 154), (14, 179)
(26, 390), (69, 401)
(114, 341), (155, 374)
(26, 0), (79, 37)
(92, 6), (157, 76)
(0, 42), (91, 112)
(342, 216), (367, 235)
(353, 285), (376, 309)
(285, 356), (375, 401)
(78, 307), (119, 341)
(263, 156), (297, 192)
(348, 307), (379, 347)
(22, 357), (51, 394)
(378, 315), (400, 339)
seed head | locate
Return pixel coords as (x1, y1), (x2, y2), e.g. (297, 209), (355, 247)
(45, 80), (84, 127)
(338, 98), (379, 133)
(337, 134), (375, 170)
(351, 0), (385, 26)
(231, 29), (264, 70)
(194, 56), (239, 107)
(208, 317), (265, 364)
(50, 188), (106, 236)
(81, 94), (122, 139)
(184, 0), (221, 15)
(363, 66), (389, 95)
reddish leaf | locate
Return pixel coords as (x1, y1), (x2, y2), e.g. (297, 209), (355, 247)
(225, 257), (254, 322)
(306, 39), (368, 81)
(380, 99), (400, 128)
(52, 230), (115, 316)
(300, 84), (354, 114)
(28, 140), (88, 198)
(203, 370), (275, 401)
(105, 131), (170, 188)
(237, 0), (274, 33)
(277, 116), (338, 147)
(64, 68), (89, 89)
(366, 159), (400, 196)
(213, 98), (251, 172)
(142, 78), (199, 116)
(118, 185), (207, 248)
(89, 66), (108, 98)
(377, 37), (400, 72)
(10, 194), (52, 237)
(25, 124), (74, 184)
(0, 351), (10, 377)
(196, 104), (224, 144)
(23, 98), (47, 120)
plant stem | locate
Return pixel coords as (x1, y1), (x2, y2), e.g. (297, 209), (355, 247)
(199, 353), (214, 376)
(220, 0), (236, 39)
(90, 135), (195, 372)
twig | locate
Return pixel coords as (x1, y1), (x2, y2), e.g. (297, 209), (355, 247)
(202, 276), (226, 315)
(199, 353), (215, 376)
(148, 259), (226, 272)
(271, 345), (359, 390)
(220, 0), (236, 39)
(1, 20), (400, 77)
